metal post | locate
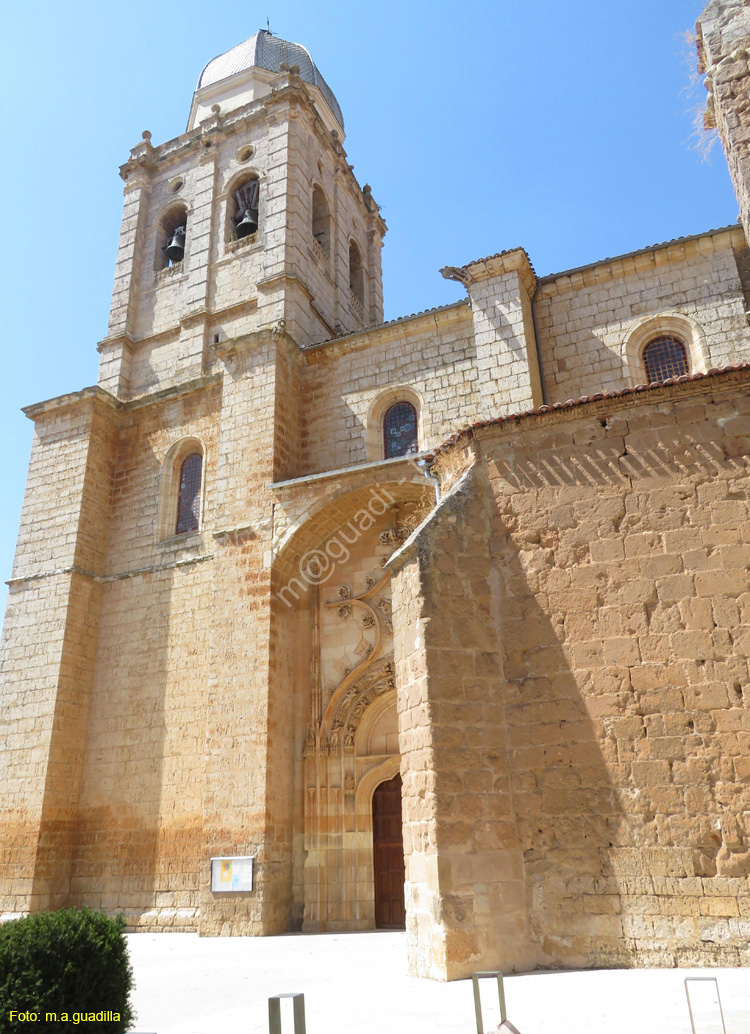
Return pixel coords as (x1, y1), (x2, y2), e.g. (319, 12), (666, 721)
(268, 993), (306, 1034)
(684, 977), (726, 1034)
(472, 971), (506, 1033)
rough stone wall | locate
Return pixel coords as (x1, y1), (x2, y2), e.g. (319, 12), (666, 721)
(698, 1), (750, 246)
(391, 370), (750, 975)
(389, 464), (536, 980)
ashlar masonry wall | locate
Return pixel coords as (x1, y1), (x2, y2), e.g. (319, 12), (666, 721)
(537, 227), (750, 404)
(390, 368), (750, 978)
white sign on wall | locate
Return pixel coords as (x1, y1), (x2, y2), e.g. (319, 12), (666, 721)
(210, 856), (254, 893)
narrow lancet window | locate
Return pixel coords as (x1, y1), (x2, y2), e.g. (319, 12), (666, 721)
(312, 185), (331, 257)
(349, 240), (365, 309)
(175, 453), (202, 533)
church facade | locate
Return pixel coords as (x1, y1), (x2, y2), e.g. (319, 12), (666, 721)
(2, 2), (750, 980)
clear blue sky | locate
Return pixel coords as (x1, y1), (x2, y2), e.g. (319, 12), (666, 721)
(0, 0), (737, 608)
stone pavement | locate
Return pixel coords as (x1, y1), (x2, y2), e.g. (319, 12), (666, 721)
(126, 931), (750, 1033)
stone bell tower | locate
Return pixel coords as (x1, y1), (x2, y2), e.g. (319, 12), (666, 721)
(99, 29), (386, 400)
(0, 31), (386, 934)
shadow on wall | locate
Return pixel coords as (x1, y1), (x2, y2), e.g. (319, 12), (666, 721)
(488, 482), (626, 967)
(483, 386), (750, 966)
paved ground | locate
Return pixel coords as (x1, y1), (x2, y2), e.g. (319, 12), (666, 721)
(126, 931), (750, 1034)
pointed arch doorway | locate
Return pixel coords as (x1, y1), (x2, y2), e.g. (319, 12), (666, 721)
(372, 773), (406, 929)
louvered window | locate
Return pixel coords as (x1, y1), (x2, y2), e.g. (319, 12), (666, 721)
(643, 337), (689, 383)
(383, 402), (418, 459)
(176, 453), (202, 534)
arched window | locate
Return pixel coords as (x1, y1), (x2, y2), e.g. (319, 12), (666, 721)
(383, 402), (418, 459)
(175, 453), (202, 534)
(156, 203), (188, 270)
(349, 240), (365, 309)
(227, 174), (260, 242)
(643, 336), (689, 383)
(312, 185), (331, 258)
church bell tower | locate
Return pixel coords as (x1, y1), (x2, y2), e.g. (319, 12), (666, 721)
(99, 30), (386, 400)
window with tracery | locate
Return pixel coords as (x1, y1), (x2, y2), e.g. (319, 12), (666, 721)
(175, 453), (202, 533)
(643, 336), (689, 383)
(383, 402), (418, 459)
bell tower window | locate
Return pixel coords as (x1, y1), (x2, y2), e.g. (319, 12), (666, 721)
(383, 402), (418, 459)
(228, 175), (260, 242)
(349, 238), (364, 310)
(312, 185), (331, 259)
(156, 203), (188, 270)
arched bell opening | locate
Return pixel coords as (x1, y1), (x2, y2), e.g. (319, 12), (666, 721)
(155, 203), (188, 270)
(226, 173), (260, 243)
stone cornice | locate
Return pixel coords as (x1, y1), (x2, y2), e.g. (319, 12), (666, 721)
(539, 225), (744, 297)
(441, 248), (536, 296)
(22, 386), (120, 421)
(269, 452), (432, 492)
(22, 373), (223, 420)
(301, 300), (471, 363)
(6, 552), (214, 589)
(431, 365), (750, 460)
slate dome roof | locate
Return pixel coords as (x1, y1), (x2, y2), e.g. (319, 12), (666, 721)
(197, 30), (344, 129)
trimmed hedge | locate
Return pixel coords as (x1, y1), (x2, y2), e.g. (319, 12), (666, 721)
(0, 908), (134, 1033)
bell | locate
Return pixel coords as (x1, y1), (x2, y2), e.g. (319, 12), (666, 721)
(165, 226), (186, 264)
(236, 207), (259, 238)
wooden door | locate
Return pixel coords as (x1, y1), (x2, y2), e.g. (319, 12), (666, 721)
(372, 774), (406, 929)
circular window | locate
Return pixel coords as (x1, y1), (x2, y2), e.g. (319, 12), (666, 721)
(236, 145), (254, 164)
(167, 176), (184, 194)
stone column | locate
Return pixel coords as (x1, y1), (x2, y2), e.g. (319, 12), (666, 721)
(388, 460), (537, 980)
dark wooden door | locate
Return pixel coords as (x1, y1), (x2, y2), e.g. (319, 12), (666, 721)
(373, 774), (406, 929)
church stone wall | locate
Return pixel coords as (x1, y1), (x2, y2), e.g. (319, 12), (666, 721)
(537, 228), (750, 405)
(299, 304), (477, 473)
(390, 369), (750, 978)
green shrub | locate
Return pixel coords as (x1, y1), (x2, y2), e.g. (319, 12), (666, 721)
(0, 908), (134, 1033)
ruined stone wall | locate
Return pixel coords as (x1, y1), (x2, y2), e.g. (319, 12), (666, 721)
(391, 370), (750, 976)
(698, 1), (750, 248)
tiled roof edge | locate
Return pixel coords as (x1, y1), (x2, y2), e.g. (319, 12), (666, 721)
(301, 299), (470, 352)
(432, 363), (750, 458)
(539, 224), (742, 284)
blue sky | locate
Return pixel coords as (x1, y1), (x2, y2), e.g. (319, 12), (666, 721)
(0, 0), (737, 608)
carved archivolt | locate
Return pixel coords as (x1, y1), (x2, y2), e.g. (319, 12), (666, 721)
(304, 571), (396, 757)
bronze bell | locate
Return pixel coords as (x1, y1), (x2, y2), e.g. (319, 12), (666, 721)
(236, 207), (258, 238)
(165, 226), (186, 264)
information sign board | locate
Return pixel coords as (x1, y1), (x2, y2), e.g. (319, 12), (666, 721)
(210, 855), (254, 893)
